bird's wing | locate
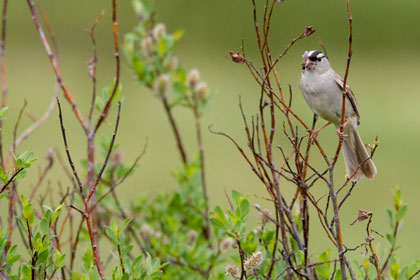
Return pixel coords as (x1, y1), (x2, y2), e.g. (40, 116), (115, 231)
(334, 73), (360, 124)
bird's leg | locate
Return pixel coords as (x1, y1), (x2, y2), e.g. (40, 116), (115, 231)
(311, 113), (318, 130)
(336, 119), (350, 141)
(308, 121), (331, 144)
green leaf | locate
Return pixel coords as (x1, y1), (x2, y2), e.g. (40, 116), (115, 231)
(386, 233), (395, 244)
(231, 190), (241, 205)
(53, 204), (64, 221)
(95, 95), (106, 112)
(22, 265), (31, 279)
(6, 245), (20, 265)
(54, 250), (66, 269)
(395, 205), (408, 222)
(82, 249), (94, 269)
(386, 208), (394, 228)
(16, 218), (28, 236)
(0, 107), (8, 120)
(20, 194), (29, 207)
(0, 190), (8, 199)
(36, 249), (49, 265)
(239, 198), (250, 219)
(102, 79), (122, 104)
(119, 218), (132, 234)
(0, 166), (8, 184)
(105, 226), (118, 244)
(14, 170), (27, 181)
(393, 186), (402, 210)
(172, 29), (184, 42)
(22, 203), (33, 220)
(40, 219), (50, 236)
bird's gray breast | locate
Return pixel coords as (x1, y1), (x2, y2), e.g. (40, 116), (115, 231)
(300, 70), (343, 124)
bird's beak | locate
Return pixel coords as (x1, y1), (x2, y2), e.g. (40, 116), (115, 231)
(304, 59), (312, 70)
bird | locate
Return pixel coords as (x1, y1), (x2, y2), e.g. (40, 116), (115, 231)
(299, 50), (377, 181)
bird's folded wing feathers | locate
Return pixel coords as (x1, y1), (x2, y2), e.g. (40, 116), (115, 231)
(334, 73), (360, 124)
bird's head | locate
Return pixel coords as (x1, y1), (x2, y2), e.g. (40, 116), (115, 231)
(302, 50), (330, 73)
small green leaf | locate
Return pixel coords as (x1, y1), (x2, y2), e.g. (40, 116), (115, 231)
(119, 218), (132, 234)
(40, 219), (50, 236)
(105, 226), (118, 244)
(22, 203), (33, 220)
(0, 107), (8, 120)
(231, 190), (241, 205)
(395, 205), (408, 222)
(14, 170), (27, 181)
(55, 250), (66, 269)
(386, 233), (395, 244)
(6, 245), (20, 265)
(386, 208), (394, 228)
(53, 204), (64, 221)
(20, 194), (28, 206)
(0, 190), (8, 199)
(239, 198), (250, 219)
(16, 218), (28, 236)
(172, 29), (184, 42)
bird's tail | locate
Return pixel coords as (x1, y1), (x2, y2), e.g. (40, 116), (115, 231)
(342, 123), (377, 182)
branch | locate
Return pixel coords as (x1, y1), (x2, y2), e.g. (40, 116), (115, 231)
(86, 101), (121, 203)
(333, 0), (353, 165)
(57, 98), (85, 199)
(88, 10), (105, 125)
(93, 0), (120, 134)
(0, 168), (24, 194)
(0, 0), (8, 167)
(26, 0), (86, 130)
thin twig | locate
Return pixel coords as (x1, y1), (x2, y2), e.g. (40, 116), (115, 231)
(0, 0), (8, 168)
(26, 0), (86, 130)
(86, 101), (121, 203)
(93, 0), (120, 134)
(88, 10), (105, 126)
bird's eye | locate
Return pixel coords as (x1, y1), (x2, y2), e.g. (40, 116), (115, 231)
(308, 56), (318, 62)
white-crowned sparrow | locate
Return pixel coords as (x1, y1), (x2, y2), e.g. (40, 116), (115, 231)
(299, 50), (377, 181)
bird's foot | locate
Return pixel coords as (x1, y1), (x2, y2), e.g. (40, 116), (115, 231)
(336, 127), (348, 141)
(308, 129), (319, 144)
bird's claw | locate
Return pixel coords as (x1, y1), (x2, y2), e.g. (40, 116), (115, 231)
(308, 129), (319, 144)
(336, 128), (348, 141)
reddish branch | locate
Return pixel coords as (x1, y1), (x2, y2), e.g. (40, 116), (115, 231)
(26, 0), (87, 131)
(161, 96), (188, 164)
(0, 0), (8, 167)
(327, 1), (354, 279)
(333, 0), (353, 165)
(93, 0), (120, 134)
(193, 95), (210, 239)
(86, 101), (121, 203)
(88, 10), (104, 125)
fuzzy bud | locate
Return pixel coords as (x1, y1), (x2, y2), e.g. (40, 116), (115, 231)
(244, 251), (263, 271)
(154, 230), (163, 239)
(259, 208), (272, 224)
(195, 82), (208, 99)
(141, 36), (154, 59)
(153, 74), (171, 97)
(132, 0), (145, 18)
(225, 264), (240, 280)
(219, 237), (236, 251)
(165, 56), (179, 71)
(253, 225), (262, 234)
(140, 223), (154, 238)
(187, 229), (198, 244)
(111, 150), (122, 167)
(186, 69), (200, 89)
(153, 23), (167, 40)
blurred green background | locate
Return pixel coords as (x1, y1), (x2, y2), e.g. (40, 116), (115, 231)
(4, 0), (420, 263)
